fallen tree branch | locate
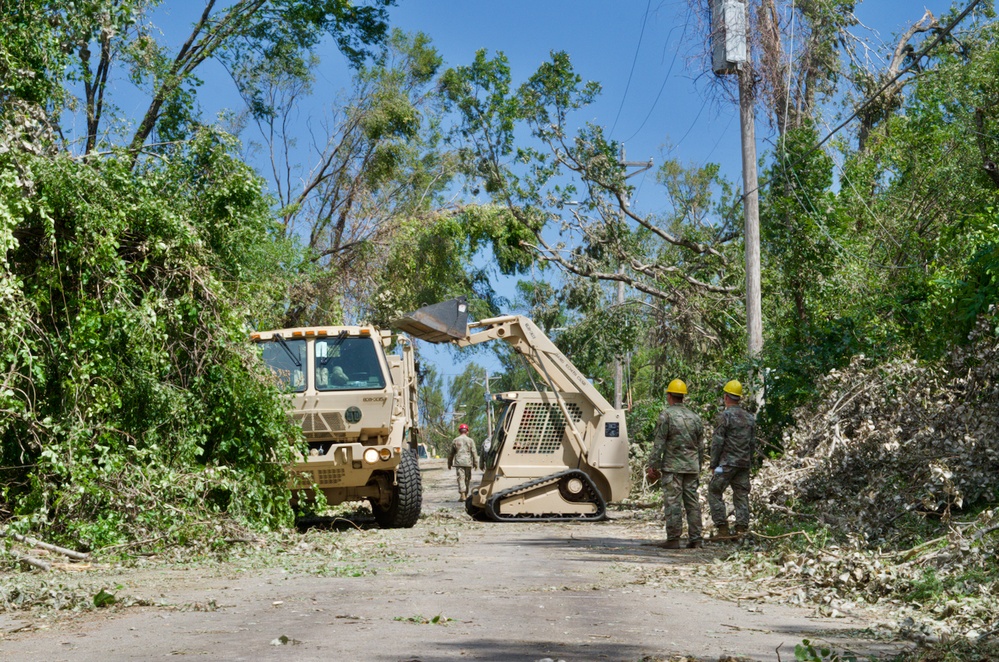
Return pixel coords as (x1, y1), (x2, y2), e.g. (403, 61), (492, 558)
(3, 548), (51, 572)
(883, 535), (948, 561)
(1, 528), (89, 560)
(749, 530), (816, 545)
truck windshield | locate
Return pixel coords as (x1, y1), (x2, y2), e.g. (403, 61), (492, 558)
(315, 336), (386, 391)
(260, 338), (307, 392)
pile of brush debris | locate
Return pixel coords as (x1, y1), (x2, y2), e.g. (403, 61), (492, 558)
(744, 316), (999, 643)
(756, 317), (999, 544)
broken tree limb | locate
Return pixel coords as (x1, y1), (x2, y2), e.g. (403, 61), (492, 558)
(0, 528), (89, 560)
(3, 548), (51, 572)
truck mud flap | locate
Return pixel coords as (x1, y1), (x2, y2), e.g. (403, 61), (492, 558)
(484, 469), (607, 522)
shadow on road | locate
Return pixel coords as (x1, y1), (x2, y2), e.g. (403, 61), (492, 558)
(375, 636), (656, 662)
(477, 528), (736, 567)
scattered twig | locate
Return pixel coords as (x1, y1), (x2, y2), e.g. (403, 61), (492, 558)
(882, 535), (947, 561)
(98, 534), (171, 553)
(749, 530), (816, 545)
(972, 523), (999, 542)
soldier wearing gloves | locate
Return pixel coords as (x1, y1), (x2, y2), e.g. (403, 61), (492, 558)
(448, 423), (479, 501)
(708, 380), (756, 541)
(645, 379), (705, 549)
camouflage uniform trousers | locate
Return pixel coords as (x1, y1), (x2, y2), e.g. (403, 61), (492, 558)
(708, 466), (751, 529)
(663, 472), (703, 543)
(455, 466), (473, 496)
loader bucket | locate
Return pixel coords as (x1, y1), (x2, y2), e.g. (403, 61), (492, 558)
(393, 297), (469, 343)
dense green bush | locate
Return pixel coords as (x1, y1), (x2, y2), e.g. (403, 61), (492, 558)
(0, 131), (302, 549)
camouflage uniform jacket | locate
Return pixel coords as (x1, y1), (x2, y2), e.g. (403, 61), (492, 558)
(448, 434), (478, 468)
(710, 405), (756, 469)
(649, 404), (705, 474)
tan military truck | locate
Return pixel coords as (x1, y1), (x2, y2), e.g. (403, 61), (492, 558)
(253, 324), (423, 528)
(396, 298), (630, 521)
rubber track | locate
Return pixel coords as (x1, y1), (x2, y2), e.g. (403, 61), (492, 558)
(374, 449), (423, 528)
(484, 469), (606, 522)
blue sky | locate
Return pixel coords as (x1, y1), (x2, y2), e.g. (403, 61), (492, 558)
(63, 1), (962, 381)
(380, 0), (963, 380)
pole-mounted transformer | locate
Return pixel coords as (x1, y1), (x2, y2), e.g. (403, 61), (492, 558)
(710, 0), (748, 75)
(709, 0), (763, 362)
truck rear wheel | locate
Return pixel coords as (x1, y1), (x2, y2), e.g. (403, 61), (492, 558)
(372, 449), (422, 528)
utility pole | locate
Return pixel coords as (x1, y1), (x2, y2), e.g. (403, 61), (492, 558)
(616, 147), (653, 410)
(739, 63), (763, 358)
(711, 0), (762, 359)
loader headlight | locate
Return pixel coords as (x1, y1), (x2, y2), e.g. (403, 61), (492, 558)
(378, 448), (392, 461)
(363, 448), (380, 464)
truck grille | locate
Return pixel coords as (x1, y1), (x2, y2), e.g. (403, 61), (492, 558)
(294, 411), (347, 434)
(293, 467), (346, 487)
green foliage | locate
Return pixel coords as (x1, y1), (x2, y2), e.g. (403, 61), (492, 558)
(0, 0), (72, 108)
(370, 205), (534, 326)
(924, 208), (999, 349)
(0, 130), (301, 547)
(762, 122), (846, 340)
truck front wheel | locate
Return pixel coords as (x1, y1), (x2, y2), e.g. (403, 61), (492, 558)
(371, 449), (422, 528)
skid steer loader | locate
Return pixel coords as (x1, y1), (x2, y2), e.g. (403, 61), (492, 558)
(395, 298), (630, 521)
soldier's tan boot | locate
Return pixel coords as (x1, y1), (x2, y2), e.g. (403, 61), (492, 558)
(657, 539), (681, 549)
(459, 491), (467, 501)
(734, 524), (749, 541)
(686, 539), (703, 549)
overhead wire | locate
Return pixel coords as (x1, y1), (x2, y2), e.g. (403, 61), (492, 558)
(610, 0), (653, 137)
(764, 0), (991, 276)
(752, 0), (986, 202)
(732, 0), (987, 217)
(621, 8), (692, 144)
(812, 0), (984, 154)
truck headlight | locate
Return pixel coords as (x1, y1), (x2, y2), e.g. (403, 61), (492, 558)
(363, 448), (379, 464)
(378, 448), (392, 461)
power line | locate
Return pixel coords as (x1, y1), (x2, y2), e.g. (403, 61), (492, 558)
(748, 0), (985, 201)
(610, 0), (652, 137)
(622, 11), (691, 143)
(812, 0), (984, 154)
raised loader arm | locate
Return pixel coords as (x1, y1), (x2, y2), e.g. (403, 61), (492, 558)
(395, 299), (621, 466)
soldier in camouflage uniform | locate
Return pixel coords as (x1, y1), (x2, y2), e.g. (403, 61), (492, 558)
(646, 379), (705, 549)
(708, 380), (756, 541)
(448, 423), (479, 501)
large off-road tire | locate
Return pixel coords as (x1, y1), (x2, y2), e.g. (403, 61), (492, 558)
(372, 449), (422, 528)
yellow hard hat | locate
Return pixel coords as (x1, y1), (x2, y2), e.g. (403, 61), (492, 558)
(723, 380), (743, 398)
(666, 379), (688, 395)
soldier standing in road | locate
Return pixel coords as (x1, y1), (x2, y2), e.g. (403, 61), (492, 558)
(645, 379), (705, 549)
(448, 423), (478, 501)
(708, 380), (756, 541)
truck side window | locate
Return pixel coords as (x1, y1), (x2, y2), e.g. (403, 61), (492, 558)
(259, 339), (307, 393)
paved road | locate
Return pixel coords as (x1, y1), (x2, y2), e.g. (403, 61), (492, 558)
(0, 459), (899, 661)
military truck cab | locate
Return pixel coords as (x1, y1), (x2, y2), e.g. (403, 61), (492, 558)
(254, 326), (422, 528)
